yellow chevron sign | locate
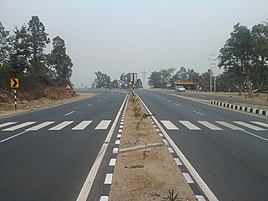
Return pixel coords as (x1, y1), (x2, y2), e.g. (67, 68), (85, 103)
(10, 78), (19, 89)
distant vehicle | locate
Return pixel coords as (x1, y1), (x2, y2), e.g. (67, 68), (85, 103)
(175, 85), (185, 92)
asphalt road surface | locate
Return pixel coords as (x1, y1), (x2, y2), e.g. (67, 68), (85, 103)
(0, 89), (126, 201)
(136, 89), (268, 201)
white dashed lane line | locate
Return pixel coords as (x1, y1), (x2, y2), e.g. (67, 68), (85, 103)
(193, 111), (204, 116)
(65, 111), (75, 116)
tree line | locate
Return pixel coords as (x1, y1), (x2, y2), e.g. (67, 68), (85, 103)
(0, 16), (73, 94)
(93, 71), (142, 89)
(148, 21), (268, 94)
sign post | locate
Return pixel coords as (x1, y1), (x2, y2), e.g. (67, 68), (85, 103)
(10, 78), (19, 110)
(130, 73), (137, 102)
(66, 84), (71, 98)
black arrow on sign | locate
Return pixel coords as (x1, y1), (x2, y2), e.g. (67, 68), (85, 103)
(12, 78), (18, 88)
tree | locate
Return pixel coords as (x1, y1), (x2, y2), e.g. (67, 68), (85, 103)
(110, 79), (119, 88)
(26, 16), (50, 85)
(0, 22), (10, 66)
(135, 78), (142, 89)
(49, 36), (73, 85)
(94, 71), (111, 88)
(218, 23), (254, 94)
(251, 22), (268, 91)
(148, 68), (175, 88)
(148, 71), (162, 88)
(187, 69), (201, 89)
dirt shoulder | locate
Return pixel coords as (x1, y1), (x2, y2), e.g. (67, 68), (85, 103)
(0, 92), (94, 117)
(109, 94), (197, 201)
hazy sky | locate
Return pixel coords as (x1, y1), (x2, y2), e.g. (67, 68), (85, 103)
(1, 0), (268, 88)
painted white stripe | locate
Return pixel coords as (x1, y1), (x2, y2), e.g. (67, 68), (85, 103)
(115, 140), (120, 145)
(113, 148), (119, 153)
(76, 96), (127, 201)
(234, 121), (266, 131)
(86, 104), (92, 107)
(215, 121), (244, 130)
(117, 134), (121, 138)
(174, 158), (182, 166)
(168, 147), (174, 153)
(179, 121), (201, 130)
(183, 173), (194, 183)
(26, 121), (55, 131)
(99, 196), (109, 201)
(104, 174), (113, 184)
(3, 122), (36, 131)
(119, 125), (123, 129)
(175, 103), (180, 107)
(196, 195), (206, 201)
(49, 121), (74, 130)
(250, 121), (268, 128)
(0, 131), (27, 143)
(198, 121), (223, 130)
(161, 120), (179, 130)
(72, 121), (92, 130)
(139, 98), (219, 201)
(97, 99), (101, 102)
(109, 158), (116, 166)
(0, 122), (17, 129)
(65, 111), (75, 116)
(95, 120), (111, 130)
(168, 100), (172, 103)
(118, 129), (123, 133)
(193, 111), (204, 116)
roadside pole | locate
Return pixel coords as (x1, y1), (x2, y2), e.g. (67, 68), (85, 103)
(10, 78), (19, 110)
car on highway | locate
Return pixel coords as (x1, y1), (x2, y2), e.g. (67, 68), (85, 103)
(175, 85), (186, 92)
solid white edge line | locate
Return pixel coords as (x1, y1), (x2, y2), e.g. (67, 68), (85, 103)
(76, 95), (127, 201)
(0, 131), (27, 143)
(139, 96), (219, 201)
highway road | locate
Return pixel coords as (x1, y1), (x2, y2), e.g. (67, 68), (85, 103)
(0, 89), (126, 201)
(136, 89), (268, 201)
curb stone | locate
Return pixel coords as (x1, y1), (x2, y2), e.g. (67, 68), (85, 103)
(210, 100), (268, 117)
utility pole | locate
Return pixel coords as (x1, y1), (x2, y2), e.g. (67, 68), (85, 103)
(209, 53), (217, 92)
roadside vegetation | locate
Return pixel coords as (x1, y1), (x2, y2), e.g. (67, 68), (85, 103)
(0, 16), (73, 100)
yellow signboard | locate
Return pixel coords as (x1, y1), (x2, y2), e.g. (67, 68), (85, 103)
(10, 78), (19, 89)
(175, 81), (194, 85)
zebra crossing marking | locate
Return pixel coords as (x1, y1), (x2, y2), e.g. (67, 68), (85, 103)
(72, 121), (92, 130)
(179, 121), (201, 130)
(250, 121), (268, 128)
(197, 121), (223, 130)
(2, 122), (36, 131)
(234, 121), (266, 131)
(215, 121), (244, 130)
(26, 121), (55, 131)
(0, 122), (17, 129)
(48, 121), (74, 131)
(161, 120), (179, 130)
(95, 120), (111, 130)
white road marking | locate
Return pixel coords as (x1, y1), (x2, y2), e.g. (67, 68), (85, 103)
(97, 99), (101, 102)
(174, 158), (182, 166)
(76, 96), (127, 201)
(168, 100), (172, 103)
(48, 121), (74, 130)
(95, 120), (111, 130)
(0, 122), (17, 129)
(72, 121), (92, 130)
(113, 148), (119, 153)
(183, 173), (194, 183)
(196, 195), (206, 201)
(175, 103), (180, 107)
(139, 98), (219, 201)
(179, 121), (201, 130)
(215, 121), (244, 130)
(99, 196), (109, 201)
(104, 174), (113, 184)
(26, 121), (55, 131)
(250, 121), (268, 128)
(86, 104), (92, 107)
(234, 121), (266, 131)
(115, 140), (120, 144)
(0, 131), (27, 143)
(161, 120), (179, 130)
(198, 121), (223, 130)
(109, 158), (116, 166)
(193, 111), (204, 116)
(65, 111), (75, 116)
(168, 147), (174, 153)
(2, 122), (36, 131)
(243, 130), (268, 142)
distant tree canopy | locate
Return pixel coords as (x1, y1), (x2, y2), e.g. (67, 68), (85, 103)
(0, 16), (73, 92)
(218, 22), (268, 94)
